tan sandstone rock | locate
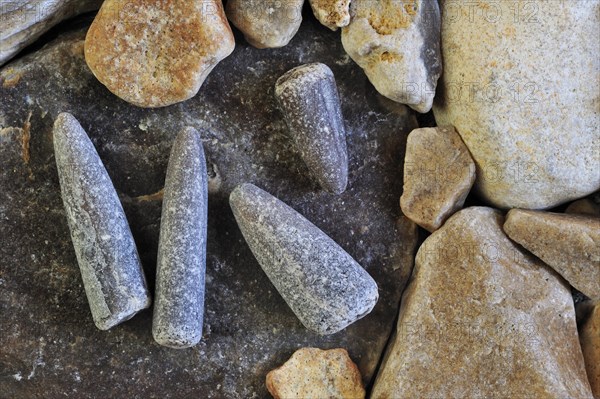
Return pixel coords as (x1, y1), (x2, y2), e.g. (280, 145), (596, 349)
(266, 348), (365, 399)
(226, 0), (304, 49)
(567, 198), (600, 217)
(371, 207), (593, 398)
(309, 0), (351, 30)
(84, 0), (234, 108)
(400, 126), (475, 232)
(579, 303), (600, 398)
(504, 209), (600, 301)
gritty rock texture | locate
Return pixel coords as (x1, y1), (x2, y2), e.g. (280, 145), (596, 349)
(266, 347), (365, 399)
(84, 0), (235, 107)
(226, 0), (304, 49)
(341, 0), (442, 113)
(0, 18), (418, 397)
(504, 209), (600, 301)
(275, 63), (348, 194)
(434, 0), (600, 209)
(579, 303), (600, 398)
(152, 128), (208, 348)
(0, 0), (102, 66)
(567, 198), (600, 217)
(371, 207), (593, 399)
(230, 183), (378, 335)
(309, 0), (351, 30)
(53, 112), (151, 330)
(400, 126), (475, 232)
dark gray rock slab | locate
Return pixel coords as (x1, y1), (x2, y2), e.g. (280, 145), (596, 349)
(0, 17), (418, 398)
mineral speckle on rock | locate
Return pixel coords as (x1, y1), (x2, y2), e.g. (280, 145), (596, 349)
(53, 112), (151, 330)
(230, 183), (379, 335)
(400, 126), (475, 232)
(266, 347), (365, 399)
(341, 0), (442, 113)
(308, 0), (351, 31)
(275, 63), (348, 194)
(84, 0), (235, 107)
(152, 127), (208, 349)
(579, 302), (600, 398)
(226, 0), (304, 49)
(371, 207), (593, 398)
(504, 209), (600, 301)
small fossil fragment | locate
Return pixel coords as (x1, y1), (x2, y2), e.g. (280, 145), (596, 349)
(275, 63), (348, 194)
(53, 112), (151, 330)
(229, 183), (378, 335)
(152, 127), (208, 348)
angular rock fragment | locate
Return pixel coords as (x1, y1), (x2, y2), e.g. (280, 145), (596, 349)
(266, 348), (365, 399)
(371, 207), (593, 398)
(400, 126), (475, 232)
(567, 198), (600, 217)
(152, 128), (208, 348)
(308, 0), (351, 31)
(341, 0), (442, 113)
(579, 303), (600, 398)
(229, 183), (378, 335)
(226, 0), (304, 48)
(504, 209), (600, 300)
(84, 0), (235, 107)
(53, 113), (151, 330)
(275, 63), (348, 194)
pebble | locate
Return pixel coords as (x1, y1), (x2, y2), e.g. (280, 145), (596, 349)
(371, 207), (593, 398)
(84, 0), (235, 107)
(579, 302), (600, 397)
(566, 198), (600, 217)
(504, 209), (600, 301)
(341, 0), (442, 113)
(266, 347), (365, 399)
(226, 0), (304, 48)
(229, 183), (378, 335)
(152, 128), (208, 348)
(400, 126), (475, 232)
(275, 63), (348, 194)
(53, 112), (151, 330)
(308, 0), (351, 31)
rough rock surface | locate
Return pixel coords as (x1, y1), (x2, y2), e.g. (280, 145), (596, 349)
(152, 128), (208, 348)
(226, 0), (304, 49)
(0, 18), (418, 397)
(275, 63), (348, 194)
(400, 126), (475, 232)
(433, 0), (600, 209)
(53, 112), (151, 330)
(567, 198), (600, 217)
(579, 303), (600, 398)
(371, 207), (593, 399)
(504, 209), (600, 301)
(308, 0), (351, 30)
(266, 347), (365, 399)
(84, 0), (235, 107)
(341, 0), (442, 113)
(230, 183), (379, 335)
(0, 0), (102, 66)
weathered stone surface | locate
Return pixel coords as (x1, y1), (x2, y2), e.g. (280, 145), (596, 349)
(579, 303), (600, 398)
(0, 0), (101, 66)
(0, 18), (418, 397)
(400, 126), (475, 232)
(567, 198), (600, 217)
(152, 128), (208, 348)
(226, 0), (304, 49)
(434, 0), (600, 209)
(266, 347), (365, 399)
(308, 0), (350, 30)
(275, 63), (348, 194)
(84, 0), (235, 107)
(371, 207), (593, 399)
(53, 112), (151, 330)
(230, 183), (378, 335)
(341, 0), (442, 113)
(504, 209), (600, 301)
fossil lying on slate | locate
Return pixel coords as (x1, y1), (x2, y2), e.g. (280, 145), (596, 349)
(53, 112), (151, 330)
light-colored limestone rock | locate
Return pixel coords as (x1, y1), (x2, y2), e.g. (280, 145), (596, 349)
(309, 0), (350, 30)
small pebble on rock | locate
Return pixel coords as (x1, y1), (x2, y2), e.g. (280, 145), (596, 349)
(84, 0), (235, 107)
(566, 198), (600, 217)
(266, 347), (365, 399)
(275, 63), (348, 194)
(229, 183), (378, 335)
(400, 126), (475, 232)
(308, 0), (351, 31)
(152, 128), (208, 348)
(53, 112), (151, 330)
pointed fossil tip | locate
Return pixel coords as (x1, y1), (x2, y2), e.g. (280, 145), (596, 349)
(275, 62), (333, 95)
(229, 183), (256, 206)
